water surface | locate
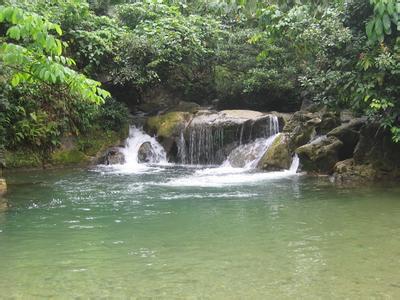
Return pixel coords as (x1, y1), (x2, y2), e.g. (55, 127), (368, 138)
(1, 166), (400, 299)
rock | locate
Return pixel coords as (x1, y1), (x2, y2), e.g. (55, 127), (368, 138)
(296, 136), (343, 174)
(146, 112), (191, 139)
(99, 147), (125, 165)
(354, 123), (400, 173)
(0, 178), (7, 197)
(145, 112), (192, 159)
(185, 110), (283, 164)
(283, 111), (318, 149)
(333, 159), (381, 182)
(138, 142), (155, 163)
(340, 110), (355, 123)
(258, 133), (292, 171)
(318, 111), (340, 134)
(327, 118), (365, 160)
(227, 139), (269, 168)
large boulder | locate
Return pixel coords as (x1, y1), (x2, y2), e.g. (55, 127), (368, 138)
(327, 118), (365, 160)
(283, 110), (340, 151)
(185, 110), (283, 164)
(257, 133), (292, 171)
(145, 112), (192, 160)
(138, 142), (156, 163)
(98, 147), (125, 165)
(333, 159), (380, 182)
(296, 136), (343, 173)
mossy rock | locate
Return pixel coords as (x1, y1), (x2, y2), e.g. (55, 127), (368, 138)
(77, 128), (127, 157)
(296, 136), (343, 174)
(5, 150), (42, 168)
(258, 133), (292, 171)
(146, 112), (191, 138)
(51, 149), (89, 166)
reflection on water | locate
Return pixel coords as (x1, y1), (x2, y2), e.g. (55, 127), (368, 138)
(1, 167), (400, 298)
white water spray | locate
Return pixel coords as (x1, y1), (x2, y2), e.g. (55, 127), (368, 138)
(108, 127), (167, 173)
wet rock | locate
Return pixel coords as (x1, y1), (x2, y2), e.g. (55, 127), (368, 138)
(145, 112), (192, 160)
(227, 139), (269, 168)
(99, 147), (125, 165)
(333, 159), (380, 182)
(138, 142), (155, 163)
(327, 119), (365, 160)
(258, 133), (292, 171)
(185, 110), (282, 164)
(0, 178), (7, 197)
(283, 111), (318, 149)
(296, 136), (343, 173)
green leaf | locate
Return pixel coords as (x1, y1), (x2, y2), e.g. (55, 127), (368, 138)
(366, 20), (375, 39)
(54, 24), (62, 35)
(383, 14), (391, 33)
(30, 112), (37, 122)
(11, 74), (20, 86)
(375, 17), (383, 37)
(7, 26), (20, 40)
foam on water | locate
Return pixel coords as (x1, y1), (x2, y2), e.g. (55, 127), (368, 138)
(104, 126), (168, 174)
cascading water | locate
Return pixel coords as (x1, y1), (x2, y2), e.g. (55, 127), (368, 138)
(110, 126), (167, 173)
(177, 114), (282, 166)
(103, 114), (299, 183)
(187, 126), (224, 165)
(122, 127), (167, 165)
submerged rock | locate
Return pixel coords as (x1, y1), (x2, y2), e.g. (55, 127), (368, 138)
(99, 147), (125, 165)
(258, 133), (292, 171)
(296, 136), (343, 173)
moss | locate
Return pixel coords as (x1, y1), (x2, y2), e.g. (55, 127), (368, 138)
(5, 126), (129, 169)
(5, 150), (42, 168)
(147, 112), (190, 138)
(77, 127), (128, 157)
(258, 133), (292, 171)
(51, 149), (89, 165)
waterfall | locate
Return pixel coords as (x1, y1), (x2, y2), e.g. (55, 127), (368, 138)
(113, 127), (167, 172)
(177, 114), (280, 166)
(269, 115), (279, 136)
(289, 154), (300, 172)
(176, 131), (188, 164)
(188, 126), (224, 165)
(224, 134), (279, 169)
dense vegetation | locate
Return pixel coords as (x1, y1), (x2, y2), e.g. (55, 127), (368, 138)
(0, 0), (399, 167)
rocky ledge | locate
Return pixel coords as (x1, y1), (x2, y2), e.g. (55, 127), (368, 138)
(143, 107), (400, 181)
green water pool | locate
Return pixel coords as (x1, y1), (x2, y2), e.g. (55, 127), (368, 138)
(1, 166), (400, 299)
